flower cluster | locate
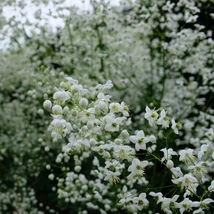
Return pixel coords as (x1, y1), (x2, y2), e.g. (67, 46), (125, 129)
(1, 0), (214, 213)
(44, 77), (214, 213)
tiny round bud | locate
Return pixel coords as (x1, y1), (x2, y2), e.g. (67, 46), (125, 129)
(98, 101), (108, 114)
(43, 100), (52, 110)
(71, 109), (78, 117)
(37, 108), (44, 115)
(60, 81), (66, 88)
(103, 151), (111, 159)
(52, 105), (63, 114)
(74, 166), (81, 172)
(79, 98), (88, 109)
(87, 121), (93, 129)
(44, 93), (48, 100)
(90, 138), (96, 146)
(44, 146), (50, 152)
(71, 85), (79, 93)
(115, 138), (122, 145)
(46, 164), (51, 170)
(121, 130), (129, 139)
(166, 160), (174, 169)
(56, 157), (62, 163)
(82, 185), (88, 191)
(48, 174), (54, 180)
(63, 106), (69, 113)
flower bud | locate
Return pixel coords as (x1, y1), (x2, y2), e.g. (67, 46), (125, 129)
(98, 101), (108, 114)
(43, 100), (52, 110)
(48, 174), (54, 180)
(71, 85), (79, 93)
(79, 98), (88, 109)
(46, 164), (51, 170)
(71, 109), (78, 117)
(166, 160), (174, 169)
(52, 105), (63, 114)
(87, 121), (93, 129)
(115, 138), (122, 145)
(74, 166), (81, 172)
(121, 130), (129, 139)
(37, 109), (44, 115)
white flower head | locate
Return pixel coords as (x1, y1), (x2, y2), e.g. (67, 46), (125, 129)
(176, 198), (199, 214)
(179, 149), (196, 165)
(129, 130), (150, 151)
(161, 148), (177, 162)
(109, 102), (121, 113)
(43, 100), (52, 110)
(133, 193), (149, 210)
(172, 173), (199, 194)
(157, 109), (170, 128)
(128, 158), (149, 177)
(145, 106), (159, 126)
(53, 91), (70, 104)
(104, 114), (125, 132)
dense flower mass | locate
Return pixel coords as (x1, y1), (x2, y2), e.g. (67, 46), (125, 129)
(0, 0), (214, 213)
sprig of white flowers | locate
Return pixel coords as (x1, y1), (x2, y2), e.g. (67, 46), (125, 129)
(44, 77), (214, 214)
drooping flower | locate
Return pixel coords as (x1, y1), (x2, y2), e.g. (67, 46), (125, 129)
(171, 119), (181, 134)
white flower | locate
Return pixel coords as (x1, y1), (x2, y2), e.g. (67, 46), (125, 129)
(176, 198), (200, 214)
(97, 100), (108, 114)
(114, 145), (135, 161)
(53, 91), (70, 104)
(198, 144), (209, 160)
(193, 199), (214, 214)
(129, 130), (149, 151)
(127, 158), (149, 180)
(149, 192), (163, 202)
(104, 170), (120, 185)
(208, 180), (214, 192)
(148, 135), (156, 143)
(144, 106), (159, 126)
(161, 148), (177, 162)
(133, 193), (149, 210)
(171, 119), (181, 134)
(188, 161), (207, 181)
(172, 173), (199, 194)
(157, 109), (170, 128)
(170, 167), (183, 179)
(155, 195), (179, 214)
(66, 77), (78, 85)
(109, 103), (121, 113)
(179, 149), (196, 165)
(104, 114), (124, 132)
(50, 118), (72, 139)
(97, 92), (111, 102)
(120, 102), (129, 116)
